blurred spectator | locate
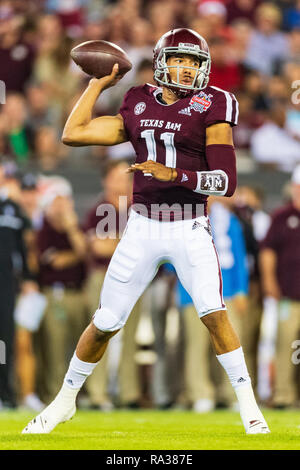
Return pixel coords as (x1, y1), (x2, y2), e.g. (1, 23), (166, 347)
(189, 16), (215, 43)
(0, 7), (35, 93)
(33, 126), (69, 172)
(0, 160), (35, 409)
(250, 102), (300, 172)
(283, 0), (300, 31)
(82, 159), (142, 409)
(285, 27), (300, 65)
(82, 18), (108, 41)
(1, 93), (34, 164)
(33, 14), (80, 124)
(106, 6), (130, 46)
(232, 184), (271, 400)
(197, 0), (232, 40)
(226, 0), (262, 24)
(233, 184), (267, 286)
(209, 36), (243, 92)
(83, 0), (112, 28)
(16, 172), (43, 411)
(229, 18), (253, 63)
(284, 61), (300, 85)
(244, 2), (289, 76)
(106, 141), (136, 163)
(149, 265), (178, 409)
(147, 0), (177, 43)
(243, 71), (269, 111)
(232, 91), (262, 149)
(286, 102), (300, 139)
(235, 185), (271, 241)
(14, 280), (46, 412)
(117, 0), (143, 29)
(232, 185), (270, 391)
(45, 0), (88, 38)
(134, 58), (155, 87)
(122, 18), (153, 85)
(25, 83), (61, 132)
(260, 165), (300, 407)
(35, 187), (87, 403)
(0, 117), (7, 156)
(19, 173), (43, 268)
(266, 75), (290, 105)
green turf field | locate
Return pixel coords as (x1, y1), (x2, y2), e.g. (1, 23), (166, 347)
(0, 409), (299, 450)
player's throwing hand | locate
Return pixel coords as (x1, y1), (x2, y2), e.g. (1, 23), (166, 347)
(127, 160), (177, 182)
(89, 63), (122, 91)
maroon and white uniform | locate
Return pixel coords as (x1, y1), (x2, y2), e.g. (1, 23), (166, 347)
(93, 84), (239, 331)
(119, 84), (238, 220)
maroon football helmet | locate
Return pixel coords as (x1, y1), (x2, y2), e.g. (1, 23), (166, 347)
(153, 28), (211, 97)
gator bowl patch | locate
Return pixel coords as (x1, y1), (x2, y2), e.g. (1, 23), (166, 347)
(189, 92), (212, 113)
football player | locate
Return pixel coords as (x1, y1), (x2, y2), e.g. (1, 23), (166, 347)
(23, 29), (269, 435)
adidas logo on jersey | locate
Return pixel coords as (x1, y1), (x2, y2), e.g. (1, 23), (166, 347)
(237, 377), (246, 383)
(192, 221), (202, 230)
(178, 106), (191, 116)
(181, 173), (188, 182)
(192, 220), (213, 236)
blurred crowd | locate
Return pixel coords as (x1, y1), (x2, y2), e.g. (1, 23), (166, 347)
(0, 0), (300, 413)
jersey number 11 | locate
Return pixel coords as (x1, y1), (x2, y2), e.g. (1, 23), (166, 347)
(141, 130), (177, 171)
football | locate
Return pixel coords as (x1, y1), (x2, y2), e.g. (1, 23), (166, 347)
(70, 40), (132, 79)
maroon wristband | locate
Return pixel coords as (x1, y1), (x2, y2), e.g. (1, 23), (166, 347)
(174, 168), (198, 191)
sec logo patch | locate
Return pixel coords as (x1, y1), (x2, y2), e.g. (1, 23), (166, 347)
(134, 102), (146, 115)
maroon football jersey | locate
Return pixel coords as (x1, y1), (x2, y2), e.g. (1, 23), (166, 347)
(119, 84), (238, 220)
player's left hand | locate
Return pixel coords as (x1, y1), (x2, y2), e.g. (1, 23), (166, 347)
(127, 160), (176, 182)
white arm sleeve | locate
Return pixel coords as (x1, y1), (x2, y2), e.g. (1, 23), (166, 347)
(193, 170), (229, 196)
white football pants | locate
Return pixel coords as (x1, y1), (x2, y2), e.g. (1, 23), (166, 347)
(93, 210), (226, 332)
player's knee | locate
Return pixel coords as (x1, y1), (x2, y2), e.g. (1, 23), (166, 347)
(200, 309), (228, 331)
(89, 322), (116, 343)
(93, 306), (125, 333)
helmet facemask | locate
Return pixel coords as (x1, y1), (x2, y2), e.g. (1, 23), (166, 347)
(154, 44), (211, 96)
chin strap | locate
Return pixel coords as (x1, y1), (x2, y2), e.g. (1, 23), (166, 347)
(170, 86), (194, 99)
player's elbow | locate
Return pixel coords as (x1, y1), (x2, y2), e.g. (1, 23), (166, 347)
(61, 128), (84, 146)
(62, 134), (73, 146)
(62, 133), (78, 146)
